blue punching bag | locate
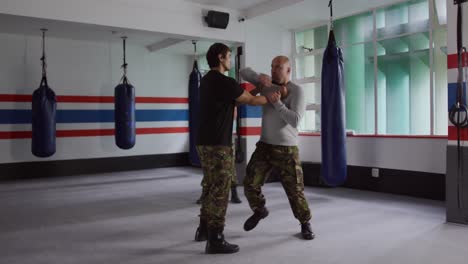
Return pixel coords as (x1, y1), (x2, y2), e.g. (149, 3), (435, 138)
(32, 76), (57, 157)
(114, 37), (136, 150)
(189, 59), (202, 166)
(32, 29), (56, 158)
(321, 24), (347, 186)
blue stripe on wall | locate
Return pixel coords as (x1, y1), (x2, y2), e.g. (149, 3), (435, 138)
(239, 105), (262, 118)
(448, 82), (466, 111)
(0, 110), (189, 124)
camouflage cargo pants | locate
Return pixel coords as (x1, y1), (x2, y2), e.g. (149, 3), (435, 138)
(244, 141), (312, 224)
(196, 145), (235, 228)
(198, 143), (238, 199)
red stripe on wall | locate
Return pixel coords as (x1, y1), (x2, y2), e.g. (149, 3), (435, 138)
(137, 127), (189, 134)
(240, 127), (261, 136)
(56, 129), (115, 137)
(0, 94), (32, 102)
(0, 94), (188, 104)
(0, 131), (32, 139)
(135, 97), (189, 104)
(447, 53), (468, 69)
(448, 126), (468, 141)
(0, 127), (189, 139)
(58, 96), (114, 103)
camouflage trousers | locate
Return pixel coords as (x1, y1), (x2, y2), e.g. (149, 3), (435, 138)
(198, 143), (238, 200)
(196, 145), (235, 228)
(244, 141), (312, 224)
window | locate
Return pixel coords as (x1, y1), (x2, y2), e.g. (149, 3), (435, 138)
(342, 42), (375, 134)
(294, 26), (327, 132)
(377, 33), (431, 135)
(433, 23), (448, 135)
(336, 11), (375, 134)
(294, 0), (447, 136)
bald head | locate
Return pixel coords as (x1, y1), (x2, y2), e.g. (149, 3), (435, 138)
(271, 56), (291, 84)
(273, 56), (290, 65)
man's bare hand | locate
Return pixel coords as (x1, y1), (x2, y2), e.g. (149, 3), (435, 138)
(266, 91), (281, 104)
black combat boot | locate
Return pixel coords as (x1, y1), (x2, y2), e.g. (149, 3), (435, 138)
(205, 227), (239, 254)
(230, 185), (242, 204)
(243, 207), (269, 231)
(194, 218), (207, 242)
(300, 222), (315, 240)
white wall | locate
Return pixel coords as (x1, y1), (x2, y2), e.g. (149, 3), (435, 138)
(297, 136), (447, 174)
(0, 33), (193, 97)
(0, 32), (193, 164)
(244, 20), (292, 73)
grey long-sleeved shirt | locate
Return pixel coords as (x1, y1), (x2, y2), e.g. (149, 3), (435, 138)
(240, 68), (306, 146)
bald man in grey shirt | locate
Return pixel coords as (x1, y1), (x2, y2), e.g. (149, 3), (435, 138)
(240, 56), (314, 240)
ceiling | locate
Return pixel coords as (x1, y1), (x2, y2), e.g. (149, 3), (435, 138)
(185, 0), (268, 10)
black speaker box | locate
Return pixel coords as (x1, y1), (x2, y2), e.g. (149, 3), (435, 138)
(205, 10), (229, 29)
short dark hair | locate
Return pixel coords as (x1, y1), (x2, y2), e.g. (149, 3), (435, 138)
(206, 43), (231, 68)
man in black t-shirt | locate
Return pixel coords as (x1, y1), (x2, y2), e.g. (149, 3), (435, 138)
(194, 43), (267, 254)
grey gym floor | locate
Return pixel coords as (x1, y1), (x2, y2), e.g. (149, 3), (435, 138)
(0, 167), (467, 264)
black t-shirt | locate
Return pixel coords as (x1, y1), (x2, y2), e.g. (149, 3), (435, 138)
(197, 70), (244, 146)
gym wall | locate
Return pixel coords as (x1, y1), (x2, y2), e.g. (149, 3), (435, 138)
(0, 33), (192, 165)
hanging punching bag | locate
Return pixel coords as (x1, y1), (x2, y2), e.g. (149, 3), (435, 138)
(321, 1), (347, 186)
(189, 42), (202, 166)
(114, 36), (136, 150)
(32, 29), (57, 158)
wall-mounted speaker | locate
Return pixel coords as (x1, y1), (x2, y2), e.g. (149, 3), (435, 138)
(204, 10), (230, 29)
